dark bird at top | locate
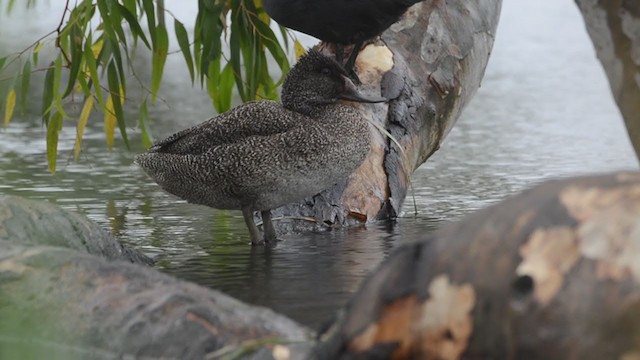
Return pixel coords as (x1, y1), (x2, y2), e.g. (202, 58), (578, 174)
(135, 50), (385, 245)
(263, 0), (422, 71)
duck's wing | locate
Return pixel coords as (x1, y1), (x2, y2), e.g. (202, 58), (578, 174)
(148, 101), (301, 155)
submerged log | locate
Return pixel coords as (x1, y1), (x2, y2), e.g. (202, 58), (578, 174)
(0, 196), (311, 358)
(0, 195), (151, 265)
(315, 171), (640, 359)
(272, 0), (503, 232)
(575, 0), (640, 161)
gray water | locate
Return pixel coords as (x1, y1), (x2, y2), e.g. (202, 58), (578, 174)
(0, 1), (637, 330)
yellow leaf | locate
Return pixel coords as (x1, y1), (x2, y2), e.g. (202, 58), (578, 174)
(75, 96), (94, 160)
(91, 39), (104, 59)
(119, 85), (125, 105)
(104, 95), (116, 150)
(4, 89), (16, 127)
(33, 42), (44, 54)
(294, 39), (306, 60)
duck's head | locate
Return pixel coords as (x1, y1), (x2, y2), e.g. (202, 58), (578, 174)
(281, 50), (386, 115)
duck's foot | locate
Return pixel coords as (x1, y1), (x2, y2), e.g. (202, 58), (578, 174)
(261, 210), (278, 243)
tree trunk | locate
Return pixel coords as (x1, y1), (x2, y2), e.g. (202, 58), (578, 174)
(272, 0), (503, 232)
(575, 0), (640, 161)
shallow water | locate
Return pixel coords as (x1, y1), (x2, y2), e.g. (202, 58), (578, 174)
(0, 0), (638, 329)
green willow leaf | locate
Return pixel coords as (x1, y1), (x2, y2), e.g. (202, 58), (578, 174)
(142, 0), (157, 46)
(151, 24), (168, 102)
(32, 42), (44, 66)
(52, 55), (62, 102)
(229, 17), (246, 100)
(174, 19), (194, 83)
(63, 23), (84, 98)
(41, 64), (55, 124)
(115, 2), (150, 48)
(107, 61), (129, 149)
(20, 60), (31, 114)
(0, 56), (6, 71)
(83, 39), (106, 110)
(218, 63), (235, 112)
(46, 111), (63, 174)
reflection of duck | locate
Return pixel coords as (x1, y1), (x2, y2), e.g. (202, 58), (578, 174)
(263, 0), (421, 70)
(136, 50), (384, 245)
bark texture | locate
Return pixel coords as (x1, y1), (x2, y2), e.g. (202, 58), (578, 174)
(272, 0), (502, 232)
(575, 0), (640, 161)
(315, 171), (640, 359)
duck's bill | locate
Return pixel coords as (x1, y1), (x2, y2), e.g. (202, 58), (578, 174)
(339, 76), (388, 103)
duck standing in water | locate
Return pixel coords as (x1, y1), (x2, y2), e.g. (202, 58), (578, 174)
(263, 0), (422, 72)
(136, 51), (385, 245)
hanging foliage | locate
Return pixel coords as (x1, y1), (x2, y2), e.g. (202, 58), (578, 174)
(0, 0), (293, 172)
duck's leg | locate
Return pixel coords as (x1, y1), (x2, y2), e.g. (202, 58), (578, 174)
(261, 210), (277, 243)
(241, 205), (262, 245)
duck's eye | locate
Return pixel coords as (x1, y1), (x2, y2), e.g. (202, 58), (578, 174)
(320, 67), (331, 75)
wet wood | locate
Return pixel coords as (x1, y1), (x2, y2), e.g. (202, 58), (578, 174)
(0, 243), (312, 359)
(315, 171), (640, 359)
(575, 0), (640, 161)
(272, 0), (503, 232)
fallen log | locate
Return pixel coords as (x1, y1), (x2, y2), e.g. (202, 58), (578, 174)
(272, 0), (503, 232)
(316, 171), (640, 359)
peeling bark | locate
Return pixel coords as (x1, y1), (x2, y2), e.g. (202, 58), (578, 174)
(315, 171), (640, 359)
(272, 0), (503, 232)
(575, 0), (640, 161)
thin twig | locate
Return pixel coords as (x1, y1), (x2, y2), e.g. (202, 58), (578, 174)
(54, 0), (72, 64)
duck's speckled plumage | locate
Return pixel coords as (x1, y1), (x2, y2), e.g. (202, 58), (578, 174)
(136, 51), (375, 244)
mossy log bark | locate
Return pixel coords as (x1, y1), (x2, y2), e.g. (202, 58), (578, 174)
(6, 173), (640, 358)
(315, 171), (640, 359)
(575, 0), (640, 161)
(272, 0), (502, 232)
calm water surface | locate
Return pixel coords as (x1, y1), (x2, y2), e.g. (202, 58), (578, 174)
(1, 1), (637, 329)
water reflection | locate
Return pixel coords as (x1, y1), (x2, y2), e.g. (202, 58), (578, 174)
(0, 0), (638, 329)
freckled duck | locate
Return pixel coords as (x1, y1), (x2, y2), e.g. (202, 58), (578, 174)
(263, 0), (422, 71)
(135, 50), (385, 245)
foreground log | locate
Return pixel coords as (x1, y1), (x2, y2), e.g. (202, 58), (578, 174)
(575, 0), (640, 161)
(5, 173), (640, 358)
(272, 0), (502, 232)
(316, 171), (640, 359)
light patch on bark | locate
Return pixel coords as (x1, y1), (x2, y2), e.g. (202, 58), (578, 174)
(561, 184), (640, 282)
(272, 344), (291, 360)
(348, 275), (475, 359)
(560, 185), (640, 222)
(516, 227), (579, 306)
(357, 45), (394, 75)
(419, 275), (475, 360)
(621, 351), (640, 360)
